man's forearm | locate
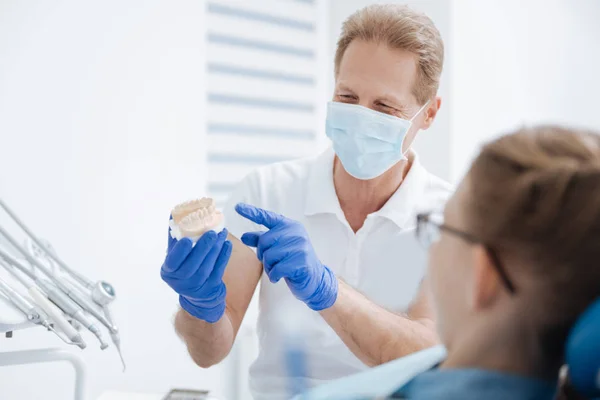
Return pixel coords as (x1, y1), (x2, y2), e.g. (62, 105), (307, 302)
(320, 280), (438, 367)
(174, 307), (235, 368)
(172, 233), (262, 369)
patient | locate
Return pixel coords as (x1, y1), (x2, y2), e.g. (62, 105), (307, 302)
(305, 125), (600, 400)
(398, 125), (600, 399)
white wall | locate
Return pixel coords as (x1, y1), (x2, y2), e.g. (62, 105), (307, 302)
(0, 1), (228, 399)
(328, 0), (453, 181)
(451, 0), (600, 181)
(204, 0), (329, 204)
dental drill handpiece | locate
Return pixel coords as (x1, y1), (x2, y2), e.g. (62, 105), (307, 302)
(35, 278), (109, 350)
(86, 284), (125, 370)
(0, 275), (41, 323)
(0, 258), (86, 348)
(0, 245), (107, 349)
(0, 275), (81, 346)
(56, 274), (126, 369)
(87, 279), (125, 370)
(91, 279), (124, 369)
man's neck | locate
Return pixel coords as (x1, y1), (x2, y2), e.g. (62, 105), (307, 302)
(333, 157), (411, 233)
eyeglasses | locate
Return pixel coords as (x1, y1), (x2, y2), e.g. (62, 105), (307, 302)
(416, 212), (517, 295)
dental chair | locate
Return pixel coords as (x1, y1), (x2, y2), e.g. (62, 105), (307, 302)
(565, 298), (600, 399)
(300, 298), (600, 400)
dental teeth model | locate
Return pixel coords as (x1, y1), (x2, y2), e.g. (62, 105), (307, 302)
(169, 197), (260, 281)
(170, 198), (224, 242)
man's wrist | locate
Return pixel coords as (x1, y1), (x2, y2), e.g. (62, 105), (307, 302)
(180, 295), (226, 323)
(305, 266), (338, 311)
(179, 284), (227, 323)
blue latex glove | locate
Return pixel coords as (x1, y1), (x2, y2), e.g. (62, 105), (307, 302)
(161, 221), (232, 323)
(235, 203), (338, 311)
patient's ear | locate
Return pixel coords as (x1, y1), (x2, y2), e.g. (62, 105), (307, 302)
(469, 246), (502, 311)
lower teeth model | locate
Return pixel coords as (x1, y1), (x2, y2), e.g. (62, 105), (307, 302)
(170, 198), (224, 242)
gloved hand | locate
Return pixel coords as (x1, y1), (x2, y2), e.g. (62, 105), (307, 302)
(235, 203), (338, 311)
(161, 221), (232, 323)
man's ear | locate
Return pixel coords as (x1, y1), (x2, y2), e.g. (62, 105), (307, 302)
(422, 96), (441, 130)
(469, 245), (502, 311)
(401, 96), (442, 152)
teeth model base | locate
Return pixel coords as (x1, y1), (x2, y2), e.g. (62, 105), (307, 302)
(170, 198), (223, 241)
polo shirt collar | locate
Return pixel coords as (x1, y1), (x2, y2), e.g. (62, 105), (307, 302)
(304, 147), (343, 218)
(304, 148), (429, 230)
(375, 151), (429, 229)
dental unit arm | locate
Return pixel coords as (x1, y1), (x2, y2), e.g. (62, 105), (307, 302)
(0, 197), (125, 370)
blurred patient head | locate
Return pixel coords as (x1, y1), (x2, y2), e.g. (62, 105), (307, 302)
(425, 126), (600, 378)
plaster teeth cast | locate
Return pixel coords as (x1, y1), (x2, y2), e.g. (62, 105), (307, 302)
(169, 197), (223, 242)
(171, 198), (216, 224)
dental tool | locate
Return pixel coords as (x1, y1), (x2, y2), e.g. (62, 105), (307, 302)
(25, 238), (116, 329)
(0, 199), (115, 306)
(0, 275), (39, 323)
(35, 278), (109, 350)
(0, 276), (77, 346)
(0, 258), (86, 348)
(23, 238), (125, 370)
(0, 246), (105, 349)
(27, 284), (87, 348)
(0, 198), (125, 369)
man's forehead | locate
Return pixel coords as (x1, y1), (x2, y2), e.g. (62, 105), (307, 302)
(336, 41), (419, 103)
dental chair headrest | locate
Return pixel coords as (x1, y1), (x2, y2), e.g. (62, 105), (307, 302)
(566, 298), (600, 398)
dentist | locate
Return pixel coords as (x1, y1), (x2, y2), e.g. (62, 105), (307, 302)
(162, 4), (452, 399)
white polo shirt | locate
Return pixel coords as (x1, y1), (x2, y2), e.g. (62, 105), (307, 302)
(223, 147), (452, 400)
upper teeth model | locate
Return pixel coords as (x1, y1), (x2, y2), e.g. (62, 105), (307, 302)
(168, 197), (261, 279)
(170, 198), (224, 242)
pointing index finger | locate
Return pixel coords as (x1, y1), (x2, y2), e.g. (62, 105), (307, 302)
(235, 203), (285, 229)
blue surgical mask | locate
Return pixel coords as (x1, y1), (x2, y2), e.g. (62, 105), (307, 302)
(325, 100), (430, 180)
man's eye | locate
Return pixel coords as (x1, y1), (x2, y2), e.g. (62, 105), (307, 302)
(338, 94), (357, 103)
(377, 102), (393, 110)
(374, 103), (395, 115)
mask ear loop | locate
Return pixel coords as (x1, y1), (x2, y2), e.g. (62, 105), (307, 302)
(409, 99), (432, 122)
(400, 99), (432, 155)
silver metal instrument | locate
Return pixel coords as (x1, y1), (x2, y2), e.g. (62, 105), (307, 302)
(0, 197), (124, 370)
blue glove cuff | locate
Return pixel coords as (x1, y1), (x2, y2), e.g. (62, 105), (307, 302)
(179, 284), (227, 323)
(305, 266), (338, 311)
